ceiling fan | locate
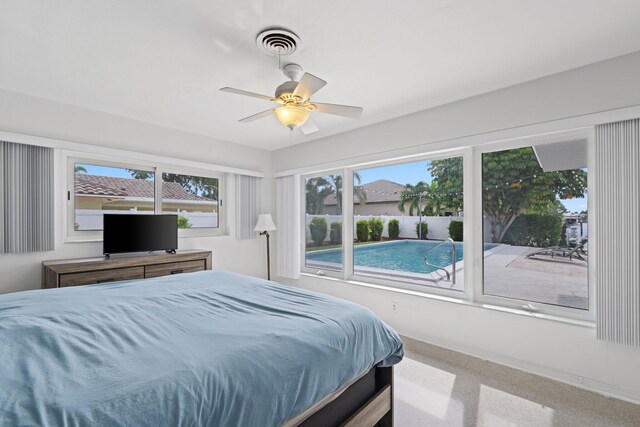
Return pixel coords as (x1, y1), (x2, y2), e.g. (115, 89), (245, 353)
(220, 63), (363, 135)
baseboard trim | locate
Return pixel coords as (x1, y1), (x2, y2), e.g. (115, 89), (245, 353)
(401, 332), (640, 406)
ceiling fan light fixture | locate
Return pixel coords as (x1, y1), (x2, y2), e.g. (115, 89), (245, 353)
(274, 104), (310, 129)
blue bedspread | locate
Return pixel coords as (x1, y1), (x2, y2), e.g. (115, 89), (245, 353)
(0, 271), (403, 426)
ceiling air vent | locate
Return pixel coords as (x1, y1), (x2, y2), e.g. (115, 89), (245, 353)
(256, 27), (301, 56)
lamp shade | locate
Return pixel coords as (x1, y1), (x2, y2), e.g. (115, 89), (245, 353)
(274, 104), (310, 129)
(254, 214), (277, 232)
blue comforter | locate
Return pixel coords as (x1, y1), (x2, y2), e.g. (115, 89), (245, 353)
(0, 270), (403, 426)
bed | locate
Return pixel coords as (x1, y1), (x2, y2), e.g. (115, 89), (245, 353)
(0, 270), (404, 426)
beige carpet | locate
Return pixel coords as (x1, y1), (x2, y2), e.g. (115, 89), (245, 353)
(394, 337), (640, 426)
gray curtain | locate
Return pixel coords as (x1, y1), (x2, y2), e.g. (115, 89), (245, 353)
(235, 174), (262, 240)
(0, 141), (54, 253)
(275, 175), (300, 279)
(595, 119), (640, 347)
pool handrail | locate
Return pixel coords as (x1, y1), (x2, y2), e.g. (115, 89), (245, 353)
(423, 238), (456, 284)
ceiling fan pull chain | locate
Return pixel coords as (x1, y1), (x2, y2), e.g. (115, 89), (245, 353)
(277, 47), (281, 71)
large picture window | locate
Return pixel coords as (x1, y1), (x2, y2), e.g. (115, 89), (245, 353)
(298, 132), (592, 319)
(350, 158), (465, 290)
(481, 142), (589, 310)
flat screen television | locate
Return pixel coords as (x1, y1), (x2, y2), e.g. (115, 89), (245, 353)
(103, 214), (178, 256)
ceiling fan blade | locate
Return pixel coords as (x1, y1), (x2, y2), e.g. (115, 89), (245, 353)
(313, 102), (363, 118)
(239, 109), (274, 123)
(293, 73), (327, 101)
(300, 118), (319, 135)
(220, 87), (275, 102)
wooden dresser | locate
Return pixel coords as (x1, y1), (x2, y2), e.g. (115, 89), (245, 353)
(42, 250), (212, 288)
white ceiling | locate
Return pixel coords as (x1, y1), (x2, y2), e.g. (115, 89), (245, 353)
(2, 1), (640, 151)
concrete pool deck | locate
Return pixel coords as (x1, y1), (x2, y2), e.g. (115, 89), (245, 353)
(482, 245), (588, 310)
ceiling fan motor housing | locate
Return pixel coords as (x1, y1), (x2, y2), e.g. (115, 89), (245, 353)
(275, 81), (300, 101)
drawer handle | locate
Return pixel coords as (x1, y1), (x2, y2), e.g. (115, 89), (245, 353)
(170, 269), (184, 275)
(97, 278), (115, 283)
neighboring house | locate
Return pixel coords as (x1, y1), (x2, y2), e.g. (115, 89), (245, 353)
(75, 174), (217, 213)
(323, 179), (406, 215)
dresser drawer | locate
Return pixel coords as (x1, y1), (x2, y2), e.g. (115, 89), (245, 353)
(59, 267), (145, 287)
(144, 260), (205, 278)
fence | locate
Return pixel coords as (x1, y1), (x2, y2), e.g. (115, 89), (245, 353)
(306, 214), (587, 245)
(305, 214), (463, 243)
(76, 210), (218, 230)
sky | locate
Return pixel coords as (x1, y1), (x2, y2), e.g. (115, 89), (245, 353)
(76, 163), (145, 179)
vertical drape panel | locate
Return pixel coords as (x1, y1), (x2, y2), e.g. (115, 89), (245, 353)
(1, 141), (54, 253)
(595, 119), (640, 347)
(275, 176), (300, 279)
(235, 174), (262, 240)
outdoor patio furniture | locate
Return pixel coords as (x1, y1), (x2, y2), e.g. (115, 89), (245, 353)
(526, 238), (588, 262)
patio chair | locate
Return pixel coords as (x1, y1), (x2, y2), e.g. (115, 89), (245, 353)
(526, 238), (588, 262)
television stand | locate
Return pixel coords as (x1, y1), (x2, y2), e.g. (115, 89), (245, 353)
(42, 250), (212, 288)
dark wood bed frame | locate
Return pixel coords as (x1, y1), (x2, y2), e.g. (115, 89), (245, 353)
(299, 366), (393, 427)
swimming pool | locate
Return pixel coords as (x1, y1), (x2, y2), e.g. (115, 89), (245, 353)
(306, 240), (498, 275)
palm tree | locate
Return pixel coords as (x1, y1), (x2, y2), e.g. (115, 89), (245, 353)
(397, 181), (431, 216)
(305, 177), (333, 214)
(397, 181), (444, 216)
(325, 173), (367, 215)
(74, 165), (87, 173)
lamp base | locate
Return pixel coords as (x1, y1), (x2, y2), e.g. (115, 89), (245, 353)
(260, 231), (271, 280)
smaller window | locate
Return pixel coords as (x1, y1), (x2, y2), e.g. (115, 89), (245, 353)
(161, 173), (219, 229)
(304, 174), (344, 272)
(74, 163), (155, 231)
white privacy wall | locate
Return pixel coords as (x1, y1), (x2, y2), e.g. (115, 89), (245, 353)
(0, 91), (272, 294)
(305, 215), (462, 242)
(272, 52), (640, 404)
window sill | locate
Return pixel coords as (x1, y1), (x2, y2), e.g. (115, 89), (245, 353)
(298, 272), (595, 329)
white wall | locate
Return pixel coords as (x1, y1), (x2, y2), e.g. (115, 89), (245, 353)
(0, 92), (272, 294)
(271, 51), (640, 404)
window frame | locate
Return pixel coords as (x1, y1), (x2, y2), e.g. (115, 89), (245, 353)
(298, 129), (594, 321)
(472, 135), (594, 321)
(157, 166), (224, 238)
(65, 154), (225, 242)
(300, 169), (346, 278)
(348, 150), (470, 299)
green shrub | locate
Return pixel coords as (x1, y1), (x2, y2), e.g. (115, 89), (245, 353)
(330, 221), (342, 245)
(309, 217), (328, 246)
(448, 220), (463, 241)
(368, 217), (384, 241)
(388, 219), (400, 239)
(502, 214), (562, 247)
(416, 221), (428, 240)
(177, 216), (192, 229)
(356, 220), (370, 242)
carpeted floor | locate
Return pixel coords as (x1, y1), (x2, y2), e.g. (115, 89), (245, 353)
(394, 336), (640, 426)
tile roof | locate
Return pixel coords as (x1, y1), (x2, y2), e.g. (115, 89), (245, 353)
(75, 174), (212, 202)
(324, 179), (405, 205)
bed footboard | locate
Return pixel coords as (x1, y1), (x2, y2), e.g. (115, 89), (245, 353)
(298, 365), (393, 427)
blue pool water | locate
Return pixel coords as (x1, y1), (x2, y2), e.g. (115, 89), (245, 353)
(306, 240), (498, 274)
